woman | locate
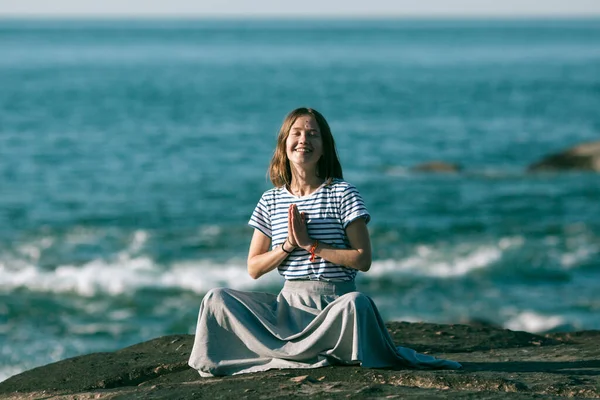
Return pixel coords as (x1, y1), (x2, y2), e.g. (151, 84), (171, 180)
(188, 108), (461, 377)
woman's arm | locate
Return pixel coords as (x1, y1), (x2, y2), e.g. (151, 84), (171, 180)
(247, 229), (290, 279)
(289, 204), (372, 272)
(314, 217), (372, 272)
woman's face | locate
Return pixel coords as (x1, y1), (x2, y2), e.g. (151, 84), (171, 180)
(285, 115), (323, 172)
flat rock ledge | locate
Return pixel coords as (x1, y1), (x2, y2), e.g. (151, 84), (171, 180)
(1, 322), (599, 399)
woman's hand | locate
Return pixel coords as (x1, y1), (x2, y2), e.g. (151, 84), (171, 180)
(287, 204), (299, 248)
(289, 204), (311, 250)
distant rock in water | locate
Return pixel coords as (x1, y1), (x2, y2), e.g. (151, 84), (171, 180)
(411, 161), (462, 173)
(528, 141), (600, 172)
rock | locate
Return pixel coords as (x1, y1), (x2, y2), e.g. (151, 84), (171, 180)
(1, 322), (600, 399)
(410, 161), (462, 173)
(528, 140), (600, 172)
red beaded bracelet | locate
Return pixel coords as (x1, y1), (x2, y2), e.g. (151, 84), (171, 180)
(309, 240), (318, 262)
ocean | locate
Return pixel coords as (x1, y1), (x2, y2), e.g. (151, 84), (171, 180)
(1, 18), (599, 381)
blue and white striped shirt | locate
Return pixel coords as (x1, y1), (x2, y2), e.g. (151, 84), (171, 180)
(248, 179), (370, 282)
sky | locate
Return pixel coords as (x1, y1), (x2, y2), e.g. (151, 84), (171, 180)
(2, 0), (600, 18)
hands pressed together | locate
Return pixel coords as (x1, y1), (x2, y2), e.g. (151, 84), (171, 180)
(286, 204), (312, 252)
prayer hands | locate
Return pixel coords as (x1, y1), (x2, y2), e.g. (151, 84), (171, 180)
(287, 204), (311, 250)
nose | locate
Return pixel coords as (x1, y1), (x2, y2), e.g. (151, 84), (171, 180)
(299, 131), (310, 143)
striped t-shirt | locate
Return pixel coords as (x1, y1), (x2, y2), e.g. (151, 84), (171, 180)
(248, 179), (370, 282)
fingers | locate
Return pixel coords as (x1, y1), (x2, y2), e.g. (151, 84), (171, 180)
(288, 204), (305, 248)
(288, 204), (310, 248)
(288, 205), (297, 247)
(290, 204), (301, 221)
(290, 205), (306, 221)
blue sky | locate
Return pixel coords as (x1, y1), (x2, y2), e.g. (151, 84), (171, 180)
(2, 0), (600, 17)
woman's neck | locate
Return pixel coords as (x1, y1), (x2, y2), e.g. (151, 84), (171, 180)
(289, 170), (324, 197)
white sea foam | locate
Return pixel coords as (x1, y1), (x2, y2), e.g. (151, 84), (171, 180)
(540, 228), (598, 269)
(0, 236), (527, 295)
(504, 311), (565, 333)
(128, 230), (149, 254)
(561, 248), (591, 268)
(0, 256), (282, 297)
(199, 225), (222, 238)
(560, 242), (597, 269)
(369, 237), (523, 278)
(16, 236), (54, 263)
(0, 366), (26, 384)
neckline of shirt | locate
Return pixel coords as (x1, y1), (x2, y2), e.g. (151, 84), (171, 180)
(283, 181), (328, 199)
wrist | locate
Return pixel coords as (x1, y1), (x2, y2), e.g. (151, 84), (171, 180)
(281, 238), (294, 254)
(300, 240), (313, 252)
(300, 238), (316, 250)
(308, 240), (319, 262)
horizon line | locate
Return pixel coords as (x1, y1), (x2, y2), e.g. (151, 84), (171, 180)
(1, 13), (600, 20)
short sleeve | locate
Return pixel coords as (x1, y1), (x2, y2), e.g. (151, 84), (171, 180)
(339, 183), (370, 228)
(248, 192), (272, 238)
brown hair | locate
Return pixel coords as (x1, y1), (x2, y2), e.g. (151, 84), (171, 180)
(268, 108), (343, 187)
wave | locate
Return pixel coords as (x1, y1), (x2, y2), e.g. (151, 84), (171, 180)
(0, 236), (523, 296)
(369, 236), (524, 278)
(2, 230), (598, 296)
(504, 310), (568, 333)
(0, 257), (283, 297)
(371, 246), (501, 278)
(0, 366), (25, 384)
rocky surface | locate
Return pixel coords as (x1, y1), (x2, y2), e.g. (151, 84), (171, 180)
(528, 140), (600, 172)
(410, 161), (462, 173)
(1, 322), (599, 399)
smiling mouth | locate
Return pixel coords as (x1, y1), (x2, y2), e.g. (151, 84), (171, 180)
(295, 148), (312, 153)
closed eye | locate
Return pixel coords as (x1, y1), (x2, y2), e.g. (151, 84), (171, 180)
(290, 129), (319, 136)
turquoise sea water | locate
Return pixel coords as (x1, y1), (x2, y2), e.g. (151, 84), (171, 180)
(1, 18), (600, 381)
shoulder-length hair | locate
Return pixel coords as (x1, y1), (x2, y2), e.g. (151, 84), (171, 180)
(268, 108), (343, 188)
